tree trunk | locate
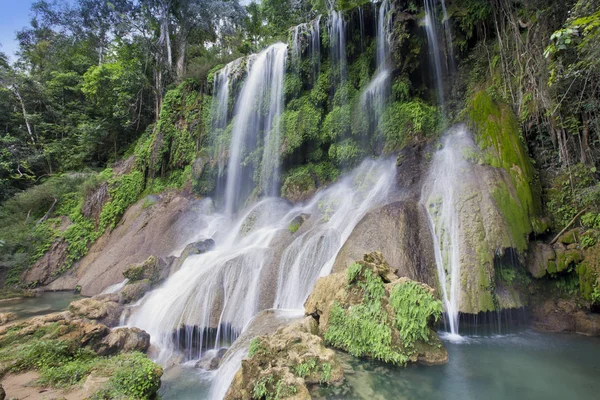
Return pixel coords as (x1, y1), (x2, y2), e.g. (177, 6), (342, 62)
(580, 113), (591, 165)
(176, 40), (187, 82)
(13, 86), (35, 144)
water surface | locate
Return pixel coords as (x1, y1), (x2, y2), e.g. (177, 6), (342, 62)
(0, 291), (79, 320)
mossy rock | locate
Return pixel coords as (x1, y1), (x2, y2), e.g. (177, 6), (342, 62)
(555, 248), (583, 273)
(468, 91), (543, 238)
(122, 256), (162, 283)
(305, 252), (448, 367)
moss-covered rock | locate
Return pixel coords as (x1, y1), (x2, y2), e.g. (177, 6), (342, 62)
(305, 252), (447, 367)
(526, 242), (556, 278)
(0, 307), (161, 398)
(225, 317), (343, 400)
(468, 91), (544, 239)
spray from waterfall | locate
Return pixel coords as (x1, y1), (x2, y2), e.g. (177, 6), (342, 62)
(223, 43), (287, 215)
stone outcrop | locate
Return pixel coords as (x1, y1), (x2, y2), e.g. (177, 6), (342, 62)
(306, 252), (448, 366)
(531, 298), (600, 336)
(69, 297), (123, 327)
(332, 201), (438, 288)
(526, 242), (556, 278)
(169, 239), (216, 274)
(225, 317), (343, 400)
(0, 313), (16, 325)
(21, 239), (69, 287)
(96, 327), (150, 356)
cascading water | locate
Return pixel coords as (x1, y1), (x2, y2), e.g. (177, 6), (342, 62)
(211, 60), (239, 181)
(126, 158), (397, 383)
(223, 43), (287, 215)
(360, 0), (392, 141)
(290, 16), (321, 83)
(421, 124), (474, 339)
(423, 0), (455, 111)
(327, 7), (347, 95)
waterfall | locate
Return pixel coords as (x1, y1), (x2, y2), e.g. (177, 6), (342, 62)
(274, 158), (397, 308)
(421, 125), (473, 338)
(223, 43), (288, 215)
(360, 0), (392, 141)
(290, 16), (322, 83)
(211, 60), (238, 180)
(126, 158), (397, 365)
(423, 0), (455, 111)
(327, 9), (347, 95)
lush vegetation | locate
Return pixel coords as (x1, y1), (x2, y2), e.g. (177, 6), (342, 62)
(324, 262), (442, 365)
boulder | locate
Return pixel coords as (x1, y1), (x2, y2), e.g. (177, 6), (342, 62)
(332, 201), (437, 288)
(225, 317), (343, 400)
(69, 297), (123, 327)
(119, 280), (152, 304)
(123, 255), (166, 283)
(306, 252), (448, 366)
(395, 141), (430, 200)
(0, 384), (4, 400)
(96, 327), (150, 355)
(526, 242), (555, 278)
(0, 312), (16, 325)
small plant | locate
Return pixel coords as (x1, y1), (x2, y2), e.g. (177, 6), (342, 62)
(288, 221), (301, 233)
(248, 337), (264, 358)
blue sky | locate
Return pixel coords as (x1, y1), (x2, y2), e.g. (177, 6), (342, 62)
(0, 0), (35, 60)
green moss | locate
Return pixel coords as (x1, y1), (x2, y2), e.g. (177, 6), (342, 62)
(469, 91), (542, 235)
(490, 184), (530, 252)
(281, 162), (339, 200)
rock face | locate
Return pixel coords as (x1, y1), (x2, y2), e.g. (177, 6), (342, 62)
(96, 327), (150, 356)
(332, 201), (438, 288)
(225, 317), (343, 400)
(44, 192), (210, 296)
(21, 239), (69, 287)
(527, 242), (556, 278)
(69, 297), (124, 327)
(169, 239), (216, 274)
(531, 298), (600, 336)
(307, 252), (448, 366)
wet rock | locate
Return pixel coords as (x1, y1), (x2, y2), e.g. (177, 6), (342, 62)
(395, 141), (429, 200)
(552, 248), (583, 274)
(225, 317), (343, 400)
(96, 327), (150, 356)
(332, 201), (437, 288)
(195, 348), (227, 370)
(119, 280), (152, 304)
(526, 242), (555, 278)
(0, 312), (16, 325)
(69, 297), (123, 327)
(170, 239), (216, 274)
(123, 255), (165, 283)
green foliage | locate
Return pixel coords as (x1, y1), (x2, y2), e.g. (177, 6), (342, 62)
(91, 352), (163, 400)
(389, 281), (443, 349)
(251, 374), (297, 400)
(547, 164), (600, 229)
(289, 221), (301, 233)
(324, 263), (407, 365)
(281, 162), (339, 200)
(248, 337), (265, 358)
(99, 171), (145, 230)
(381, 100), (441, 152)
